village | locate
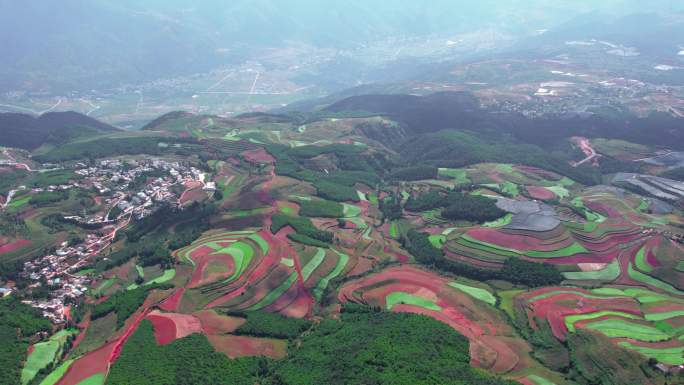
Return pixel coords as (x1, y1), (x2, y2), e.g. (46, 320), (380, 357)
(7, 157), (213, 323)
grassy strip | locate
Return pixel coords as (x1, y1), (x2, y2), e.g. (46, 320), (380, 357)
(247, 274), (298, 311)
(287, 233), (330, 248)
(448, 282), (496, 306)
(75, 373), (106, 385)
(438, 168), (470, 184)
(385, 292), (442, 312)
(483, 214), (512, 228)
(248, 233), (269, 255)
(565, 311), (641, 333)
(38, 359), (74, 385)
(584, 319), (671, 342)
(562, 260), (620, 281)
(498, 290), (524, 318)
(618, 342), (684, 365)
(628, 263), (684, 296)
(524, 242), (589, 259)
(212, 241), (254, 283)
(645, 310), (684, 322)
(459, 235), (589, 260)
(312, 249), (349, 301)
(299, 199), (344, 218)
(342, 203), (361, 218)
(634, 246), (654, 273)
(527, 375), (557, 385)
(389, 222), (399, 239)
(135, 265), (144, 278)
(530, 289), (623, 303)
(546, 186), (569, 199)
(144, 269), (176, 285)
(248, 248), (326, 311)
(301, 248), (327, 281)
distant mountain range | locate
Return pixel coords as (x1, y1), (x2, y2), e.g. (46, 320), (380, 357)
(0, 111), (118, 150)
(1, 0), (681, 92)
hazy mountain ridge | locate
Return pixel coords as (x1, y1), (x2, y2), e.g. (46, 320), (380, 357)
(2, 0), (681, 92)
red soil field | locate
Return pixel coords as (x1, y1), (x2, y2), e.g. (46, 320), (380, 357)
(241, 148), (275, 164)
(526, 186), (556, 200)
(194, 310), (245, 334)
(383, 246), (409, 264)
(204, 229), (284, 309)
(55, 341), (116, 385)
(466, 228), (572, 252)
(146, 310), (203, 345)
(585, 202), (622, 219)
(179, 188), (206, 205)
(515, 165), (561, 181)
(207, 335), (287, 359)
(0, 239), (30, 254)
(67, 317), (91, 356)
(147, 313), (177, 345)
(158, 288), (185, 312)
(522, 289), (642, 340)
(188, 254), (236, 288)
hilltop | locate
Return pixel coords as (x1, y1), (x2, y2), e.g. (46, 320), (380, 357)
(0, 111), (118, 150)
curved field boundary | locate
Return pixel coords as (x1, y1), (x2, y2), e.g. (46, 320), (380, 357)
(301, 248), (327, 281)
(645, 310), (684, 322)
(246, 249), (325, 311)
(562, 260), (620, 281)
(634, 246), (654, 273)
(74, 374), (106, 385)
(144, 269), (176, 285)
(23, 330), (78, 385)
(211, 242), (254, 283)
(483, 214), (512, 228)
(584, 319), (671, 342)
(459, 235), (589, 259)
(448, 282), (496, 306)
(628, 263), (684, 296)
(39, 359), (74, 385)
(342, 203), (361, 218)
(312, 249), (349, 301)
(618, 342), (684, 365)
(591, 287), (682, 304)
(526, 375), (557, 385)
(385, 292), (442, 312)
(565, 311), (642, 333)
(529, 289), (624, 303)
(248, 233), (269, 254)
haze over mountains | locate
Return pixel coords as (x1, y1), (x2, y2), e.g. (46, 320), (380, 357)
(2, 0), (683, 92)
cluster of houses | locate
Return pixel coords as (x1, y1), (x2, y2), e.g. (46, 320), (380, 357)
(13, 158), (210, 323)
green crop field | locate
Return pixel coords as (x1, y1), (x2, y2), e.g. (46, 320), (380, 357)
(39, 359), (74, 385)
(565, 311), (641, 333)
(312, 249), (349, 300)
(144, 269), (176, 285)
(562, 260), (621, 281)
(22, 329), (78, 385)
(448, 282), (496, 305)
(618, 342), (684, 365)
(386, 292), (442, 311)
(584, 319), (671, 342)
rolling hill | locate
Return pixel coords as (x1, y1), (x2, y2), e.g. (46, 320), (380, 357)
(0, 111), (119, 150)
